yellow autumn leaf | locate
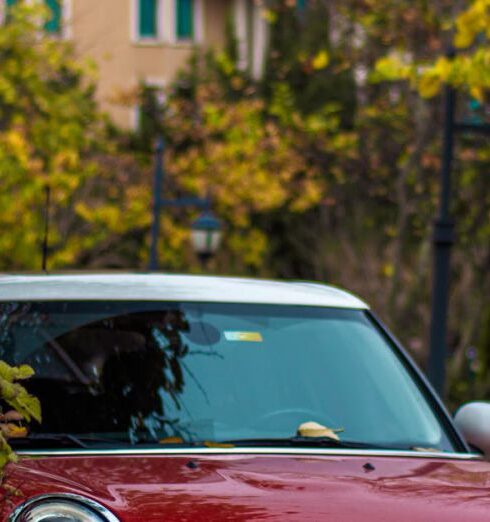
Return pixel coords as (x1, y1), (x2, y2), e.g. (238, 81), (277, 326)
(261, 8), (277, 24)
(0, 362), (34, 382)
(0, 424), (28, 439)
(374, 55), (410, 81)
(159, 437), (184, 444)
(454, 29), (474, 49)
(204, 441), (235, 448)
(418, 73), (442, 98)
(297, 421), (340, 440)
(433, 56), (452, 82)
(312, 50), (330, 70)
(454, 0), (490, 48)
(470, 86), (484, 102)
(9, 392), (42, 423)
(382, 263), (395, 278)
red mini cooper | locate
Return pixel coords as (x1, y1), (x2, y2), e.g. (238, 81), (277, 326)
(1, 274), (489, 521)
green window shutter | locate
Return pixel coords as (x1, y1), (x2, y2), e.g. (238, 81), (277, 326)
(176, 0), (194, 40)
(296, 0), (307, 11)
(44, 0), (62, 34)
(139, 0), (157, 38)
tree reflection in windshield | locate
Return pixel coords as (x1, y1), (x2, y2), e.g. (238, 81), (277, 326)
(62, 310), (192, 442)
(0, 303), (48, 363)
(0, 303), (206, 444)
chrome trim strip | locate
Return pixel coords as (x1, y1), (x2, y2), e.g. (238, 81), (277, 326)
(8, 493), (120, 522)
(16, 447), (482, 460)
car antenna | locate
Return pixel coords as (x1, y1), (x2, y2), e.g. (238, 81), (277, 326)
(41, 184), (51, 273)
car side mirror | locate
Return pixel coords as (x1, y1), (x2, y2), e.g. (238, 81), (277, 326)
(454, 401), (490, 459)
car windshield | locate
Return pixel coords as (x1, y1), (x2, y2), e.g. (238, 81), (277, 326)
(0, 301), (455, 451)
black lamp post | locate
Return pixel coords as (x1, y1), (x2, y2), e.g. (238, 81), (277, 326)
(427, 51), (490, 397)
(428, 85), (456, 397)
(149, 137), (165, 272)
(148, 136), (222, 271)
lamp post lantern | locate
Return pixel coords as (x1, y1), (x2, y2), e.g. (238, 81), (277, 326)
(191, 211), (223, 265)
(148, 136), (222, 271)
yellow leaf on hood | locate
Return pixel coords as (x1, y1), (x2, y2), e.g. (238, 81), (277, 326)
(297, 421), (340, 440)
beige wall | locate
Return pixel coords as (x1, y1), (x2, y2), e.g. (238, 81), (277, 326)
(69, 0), (233, 128)
(204, 0), (230, 49)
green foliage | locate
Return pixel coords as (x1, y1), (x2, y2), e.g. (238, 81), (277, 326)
(264, 1), (357, 122)
(155, 45), (361, 272)
(0, 361), (40, 472)
(373, 0), (490, 100)
(0, 1), (105, 270)
(0, 363), (40, 423)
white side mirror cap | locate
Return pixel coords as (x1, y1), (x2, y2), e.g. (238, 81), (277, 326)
(454, 402), (490, 459)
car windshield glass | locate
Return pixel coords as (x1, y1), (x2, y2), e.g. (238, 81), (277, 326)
(0, 301), (454, 451)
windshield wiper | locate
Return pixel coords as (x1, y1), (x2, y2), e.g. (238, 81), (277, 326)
(9, 433), (132, 449)
(220, 437), (404, 451)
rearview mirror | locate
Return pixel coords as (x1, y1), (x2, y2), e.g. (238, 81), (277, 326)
(454, 402), (490, 459)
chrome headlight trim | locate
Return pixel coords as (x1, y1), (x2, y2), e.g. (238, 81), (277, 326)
(8, 493), (120, 522)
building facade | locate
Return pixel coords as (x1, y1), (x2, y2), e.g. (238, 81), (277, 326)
(1, 0), (269, 129)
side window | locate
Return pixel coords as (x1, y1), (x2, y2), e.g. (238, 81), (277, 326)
(44, 0), (62, 34)
(138, 0), (159, 39)
(176, 0), (193, 40)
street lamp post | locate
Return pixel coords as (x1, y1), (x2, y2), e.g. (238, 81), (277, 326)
(428, 85), (456, 396)
(149, 137), (165, 271)
(41, 184), (51, 272)
(427, 53), (490, 396)
(148, 136), (222, 271)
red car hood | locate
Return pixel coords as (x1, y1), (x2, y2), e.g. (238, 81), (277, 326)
(2, 452), (490, 521)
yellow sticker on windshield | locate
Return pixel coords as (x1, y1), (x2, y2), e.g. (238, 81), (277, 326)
(224, 331), (263, 342)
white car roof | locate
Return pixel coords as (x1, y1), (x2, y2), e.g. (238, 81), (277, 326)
(0, 274), (368, 309)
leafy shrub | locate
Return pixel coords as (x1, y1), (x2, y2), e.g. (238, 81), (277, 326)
(0, 362), (41, 473)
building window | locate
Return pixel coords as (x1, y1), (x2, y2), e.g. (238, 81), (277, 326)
(139, 0), (158, 39)
(45, 0), (62, 34)
(176, 0), (193, 40)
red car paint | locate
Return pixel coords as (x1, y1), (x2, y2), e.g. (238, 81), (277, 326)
(3, 453), (490, 521)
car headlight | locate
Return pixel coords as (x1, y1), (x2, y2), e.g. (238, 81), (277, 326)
(9, 494), (120, 522)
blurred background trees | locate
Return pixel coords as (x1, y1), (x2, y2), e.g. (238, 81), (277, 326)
(0, 0), (488, 407)
(0, 2), (107, 268)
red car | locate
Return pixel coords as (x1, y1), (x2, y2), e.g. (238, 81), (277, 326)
(1, 274), (489, 522)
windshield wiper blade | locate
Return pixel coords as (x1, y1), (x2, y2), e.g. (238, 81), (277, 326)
(9, 433), (131, 449)
(220, 437), (399, 450)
